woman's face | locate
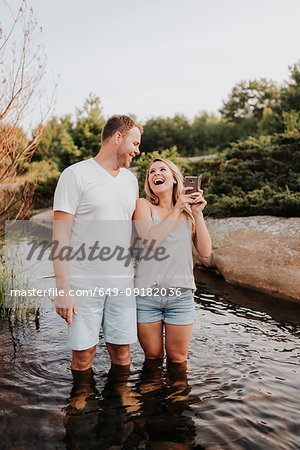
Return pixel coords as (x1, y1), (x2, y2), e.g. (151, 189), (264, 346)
(148, 161), (175, 195)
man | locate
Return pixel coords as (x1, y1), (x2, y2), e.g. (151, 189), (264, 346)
(53, 115), (143, 372)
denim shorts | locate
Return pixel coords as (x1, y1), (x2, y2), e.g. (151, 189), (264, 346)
(68, 287), (137, 350)
(136, 289), (195, 325)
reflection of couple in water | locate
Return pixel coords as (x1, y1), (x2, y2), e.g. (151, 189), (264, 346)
(53, 115), (211, 447)
(65, 360), (197, 449)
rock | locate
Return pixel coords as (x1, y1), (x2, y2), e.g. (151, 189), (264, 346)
(195, 216), (300, 302)
(30, 209), (53, 230)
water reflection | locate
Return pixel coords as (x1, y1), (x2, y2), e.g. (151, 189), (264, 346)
(0, 269), (299, 449)
(64, 360), (198, 449)
(194, 268), (300, 329)
(135, 360), (197, 449)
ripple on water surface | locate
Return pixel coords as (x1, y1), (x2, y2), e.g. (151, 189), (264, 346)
(0, 269), (299, 449)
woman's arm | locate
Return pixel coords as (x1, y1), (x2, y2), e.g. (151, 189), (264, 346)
(133, 191), (193, 248)
(133, 198), (180, 248)
(191, 190), (212, 258)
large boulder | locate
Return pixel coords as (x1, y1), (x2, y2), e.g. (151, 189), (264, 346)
(195, 216), (300, 302)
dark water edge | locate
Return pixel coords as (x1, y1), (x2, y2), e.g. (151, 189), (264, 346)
(194, 268), (300, 328)
(0, 269), (299, 450)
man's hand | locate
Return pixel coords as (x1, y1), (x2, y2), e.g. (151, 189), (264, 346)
(53, 210), (76, 326)
(56, 291), (77, 326)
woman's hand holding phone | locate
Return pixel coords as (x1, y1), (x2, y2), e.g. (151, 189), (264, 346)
(174, 187), (195, 212)
(190, 188), (207, 215)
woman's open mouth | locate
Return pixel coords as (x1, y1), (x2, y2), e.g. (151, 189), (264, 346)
(154, 178), (165, 185)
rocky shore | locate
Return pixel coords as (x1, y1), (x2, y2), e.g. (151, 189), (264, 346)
(195, 216), (300, 302)
(31, 211), (300, 302)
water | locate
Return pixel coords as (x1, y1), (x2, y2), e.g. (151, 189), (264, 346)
(0, 269), (300, 449)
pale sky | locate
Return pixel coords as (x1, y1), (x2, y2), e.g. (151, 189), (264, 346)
(2, 0), (300, 126)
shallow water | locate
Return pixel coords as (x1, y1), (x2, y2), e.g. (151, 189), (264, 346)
(0, 269), (300, 449)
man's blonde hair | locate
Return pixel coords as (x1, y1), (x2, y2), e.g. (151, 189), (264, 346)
(101, 115), (143, 142)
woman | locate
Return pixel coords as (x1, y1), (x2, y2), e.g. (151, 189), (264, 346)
(133, 158), (212, 364)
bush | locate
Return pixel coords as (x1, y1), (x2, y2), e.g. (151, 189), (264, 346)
(205, 187), (300, 217)
(191, 131), (300, 217)
(20, 160), (60, 210)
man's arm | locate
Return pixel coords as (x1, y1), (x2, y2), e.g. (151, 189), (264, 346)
(53, 210), (77, 326)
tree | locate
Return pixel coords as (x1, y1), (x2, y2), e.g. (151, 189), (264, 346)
(0, 0), (49, 229)
(191, 132), (300, 217)
(220, 79), (281, 122)
(71, 93), (105, 161)
(33, 116), (80, 171)
(257, 107), (282, 135)
(278, 61), (300, 113)
(258, 61), (300, 135)
(141, 114), (193, 156)
(191, 112), (236, 153)
(34, 94), (105, 171)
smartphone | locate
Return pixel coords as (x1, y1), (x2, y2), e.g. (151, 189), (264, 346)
(184, 175), (202, 193)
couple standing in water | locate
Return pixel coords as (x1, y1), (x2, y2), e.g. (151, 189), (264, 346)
(53, 114), (212, 375)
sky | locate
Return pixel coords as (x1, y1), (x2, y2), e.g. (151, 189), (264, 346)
(2, 0), (300, 126)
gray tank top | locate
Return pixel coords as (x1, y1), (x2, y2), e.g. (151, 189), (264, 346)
(134, 206), (196, 290)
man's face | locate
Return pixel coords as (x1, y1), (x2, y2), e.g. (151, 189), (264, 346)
(116, 126), (141, 168)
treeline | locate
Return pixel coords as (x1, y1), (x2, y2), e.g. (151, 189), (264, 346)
(25, 61), (300, 216)
(32, 61), (300, 171)
(135, 128), (300, 218)
(190, 131), (300, 217)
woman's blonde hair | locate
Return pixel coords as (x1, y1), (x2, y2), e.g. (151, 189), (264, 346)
(145, 158), (195, 233)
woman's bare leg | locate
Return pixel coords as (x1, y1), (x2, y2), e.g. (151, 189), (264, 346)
(138, 321), (164, 359)
(165, 324), (193, 363)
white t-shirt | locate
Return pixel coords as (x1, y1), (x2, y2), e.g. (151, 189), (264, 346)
(53, 158), (139, 289)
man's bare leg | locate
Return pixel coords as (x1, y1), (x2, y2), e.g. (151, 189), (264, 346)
(71, 345), (96, 371)
(105, 343), (131, 366)
(70, 343), (130, 371)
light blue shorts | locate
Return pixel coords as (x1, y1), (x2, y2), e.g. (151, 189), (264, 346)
(136, 289), (195, 325)
(68, 288), (137, 351)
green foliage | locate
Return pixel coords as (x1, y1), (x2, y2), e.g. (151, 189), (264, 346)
(28, 60), (300, 218)
(220, 78), (281, 122)
(21, 160), (60, 210)
(257, 107), (283, 135)
(34, 93), (105, 171)
(140, 111), (255, 157)
(192, 131), (300, 217)
(140, 114), (193, 156)
(71, 93), (105, 160)
(33, 116), (80, 171)
(205, 188), (300, 217)
(279, 62), (300, 113)
(191, 113), (238, 153)
(282, 110), (300, 134)
(219, 62), (300, 139)
(135, 147), (190, 196)
(32, 61), (300, 173)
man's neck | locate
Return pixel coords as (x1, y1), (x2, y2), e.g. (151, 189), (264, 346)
(94, 148), (120, 176)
